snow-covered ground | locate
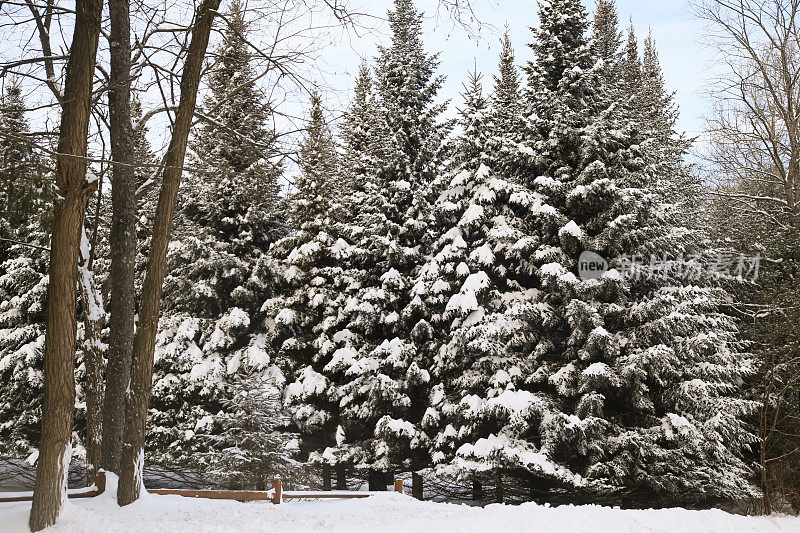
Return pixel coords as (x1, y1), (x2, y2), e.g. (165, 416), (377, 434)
(2, 474), (798, 533)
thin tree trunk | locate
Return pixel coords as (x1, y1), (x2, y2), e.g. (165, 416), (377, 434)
(368, 469), (385, 491)
(102, 0), (137, 474)
(117, 0), (222, 506)
(761, 366), (772, 516)
(472, 476), (484, 501)
(495, 471), (504, 504)
(412, 471), (423, 500)
(29, 0), (103, 528)
(335, 463), (347, 490)
(322, 463), (331, 491)
(527, 474), (551, 503)
(77, 226), (105, 481)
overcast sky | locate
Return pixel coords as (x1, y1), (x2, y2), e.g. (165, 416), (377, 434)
(311, 0), (717, 141)
(0, 0), (721, 166)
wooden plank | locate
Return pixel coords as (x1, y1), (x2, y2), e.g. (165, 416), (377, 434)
(148, 489), (274, 501)
(0, 494), (38, 503)
(0, 472), (405, 504)
(146, 487), (375, 502)
(0, 471), (106, 503)
(283, 493), (371, 499)
(70, 471), (106, 499)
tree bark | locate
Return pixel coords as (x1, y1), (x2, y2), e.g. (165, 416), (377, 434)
(412, 471), (423, 500)
(335, 463), (347, 490)
(472, 477), (484, 501)
(368, 469), (386, 491)
(495, 471), (504, 504)
(117, 0), (222, 506)
(102, 0), (137, 474)
(28, 0), (103, 529)
(77, 226), (105, 481)
(322, 463), (332, 491)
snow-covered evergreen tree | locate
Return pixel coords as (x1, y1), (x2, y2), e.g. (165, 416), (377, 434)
(332, 0), (451, 477)
(624, 28), (699, 231)
(204, 373), (300, 489)
(275, 0), (450, 481)
(487, 31), (524, 180)
(339, 61), (375, 195)
(0, 236), (49, 456)
(0, 85), (53, 458)
(452, 69), (489, 170)
(412, 73), (581, 489)
(593, 0), (622, 78)
(145, 0), (286, 468)
(292, 91), (339, 227)
(265, 92), (356, 468)
(639, 32), (677, 139)
(178, 0), (285, 259)
(509, 0), (755, 502)
(621, 24), (641, 91)
(0, 82), (47, 235)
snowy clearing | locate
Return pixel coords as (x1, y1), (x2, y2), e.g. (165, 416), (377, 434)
(1, 475), (798, 533)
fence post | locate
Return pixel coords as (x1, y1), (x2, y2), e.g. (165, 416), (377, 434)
(394, 479), (403, 494)
(272, 478), (282, 504)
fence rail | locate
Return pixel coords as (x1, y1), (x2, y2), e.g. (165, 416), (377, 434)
(0, 473), (404, 505)
(152, 478), (404, 504)
(0, 471), (107, 503)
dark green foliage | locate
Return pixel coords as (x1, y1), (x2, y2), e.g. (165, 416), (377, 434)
(206, 374), (301, 489)
(293, 91), (339, 227)
(0, 85), (53, 457)
(146, 0), (287, 469)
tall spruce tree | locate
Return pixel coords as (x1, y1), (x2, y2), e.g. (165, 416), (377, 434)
(265, 90), (356, 480)
(340, 61), (375, 195)
(0, 85), (52, 458)
(626, 29), (698, 227)
(0, 83), (47, 239)
(593, 0), (622, 75)
(293, 90), (339, 227)
(143, 0), (286, 470)
(416, 71), (583, 493)
(506, 0), (755, 503)
(487, 31), (524, 180)
(273, 0), (450, 492)
(334, 0), (450, 487)
(621, 23), (641, 91)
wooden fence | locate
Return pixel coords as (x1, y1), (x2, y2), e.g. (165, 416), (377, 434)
(0, 471), (107, 503)
(150, 478), (405, 504)
(0, 472), (403, 505)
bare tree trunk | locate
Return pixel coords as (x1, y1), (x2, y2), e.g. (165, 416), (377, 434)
(412, 471), (423, 500)
(335, 463), (347, 490)
(368, 469), (386, 491)
(495, 471), (504, 503)
(322, 463), (332, 491)
(28, 0), (103, 528)
(102, 0), (137, 475)
(472, 476), (484, 501)
(77, 226), (105, 481)
(117, 0), (222, 506)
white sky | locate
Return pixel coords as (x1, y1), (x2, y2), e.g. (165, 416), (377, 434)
(0, 0), (720, 169)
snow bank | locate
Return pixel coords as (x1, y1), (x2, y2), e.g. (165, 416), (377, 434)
(2, 475), (798, 533)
